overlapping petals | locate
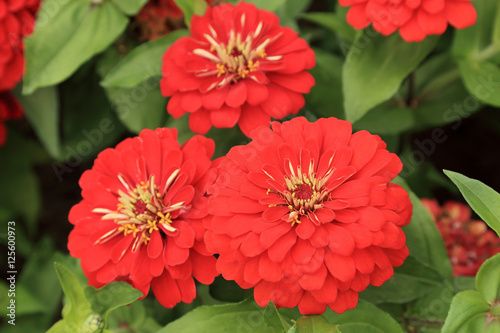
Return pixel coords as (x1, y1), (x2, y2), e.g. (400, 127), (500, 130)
(160, 2), (315, 136)
(0, 0), (40, 90)
(204, 117), (413, 315)
(422, 199), (500, 276)
(68, 128), (219, 308)
(339, 0), (477, 42)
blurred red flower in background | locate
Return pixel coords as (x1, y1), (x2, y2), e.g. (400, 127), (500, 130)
(0, 91), (23, 146)
(204, 117), (412, 315)
(0, 0), (40, 90)
(422, 199), (500, 276)
(134, 0), (220, 41)
(339, 0), (477, 42)
(68, 128), (219, 308)
(161, 2), (315, 137)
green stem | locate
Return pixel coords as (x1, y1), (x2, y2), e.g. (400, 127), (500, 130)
(473, 44), (500, 62)
(418, 68), (461, 101)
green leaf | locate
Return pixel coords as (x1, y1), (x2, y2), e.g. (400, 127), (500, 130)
(353, 105), (415, 135)
(15, 86), (60, 159)
(441, 290), (490, 333)
(101, 29), (189, 88)
(476, 254), (500, 303)
(23, 0), (128, 94)
(53, 262), (92, 324)
(245, 0), (286, 12)
(104, 82), (167, 134)
(59, 63), (126, 166)
(457, 60), (500, 107)
(343, 29), (437, 123)
(174, 0), (208, 27)
(306, 49), (344, 119)
(360, 256), (444, 304)
(157, 298), (278, 333)
(209, 276), (253, 303)
(324, 300), (403, 333)
(264, 302), (292, 332)
(84, 281), (142, 326)
(444, 170), (500, 237)
(393, 177), (453, 280)
(111, 0), (148, 15)
(300, 12), (356, 43)
(289, 316), (340, 333)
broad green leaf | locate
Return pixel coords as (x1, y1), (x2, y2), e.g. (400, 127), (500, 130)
(111, 0), (148, 15)
(18, 238), (62, 325)
(53, 262), (92, 324)
(444, 170), (500, 236)
(101, 29), (189, 88)
(300, 12), (356, 43)
(494, 2), (500, 47)
(246, 0), (286, 12)
(360, 256), (444, 304)
(476, 254), (500, 303)
(325, 300), (403, 333)
(457, 60), (500, 107)
(274, 0), (312, 30)
(414, 78), (477, 128)
(264, 302), (292, 331)
(452, 0), (500, 60)
(306, 49), (344, 119)
(157, 298), (277, 333)
(209, 276), (253, 303)
(23, 0), (128, 94)
(105, 82), (167, 134)
(441, 291), (490, 333)
(15, 86), (60, 159)
(174, 0), (208, 27)
(343, 29), (437, 123)
(288, 316), (340, 333)
(353, 105), (415, 135)
(59, 64), (126, 167)
(84, 281), (142, 326)
(393, 177), (453, 280)
(410, 282), (455, 323)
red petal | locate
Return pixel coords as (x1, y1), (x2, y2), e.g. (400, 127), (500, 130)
(163, 239), (190, 266)
(346, 4), (370, 29)
(258, 253), (284, 282)
(325, 224), (355, 256)
(189, 109), (212, 134)
(298, 291), (327, 315)
(238, 105), (271, 137)
(151, 273), (181, 308)
(210, 105), (241, 128)
(325, 251), (356, 282)
(445, 1), (477, 29)
(147, 231), (164, 258)
(225, 81), (247, 107)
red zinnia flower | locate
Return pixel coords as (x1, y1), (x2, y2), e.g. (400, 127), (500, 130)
(160, 2), (315, 137)
(68, 128), (219, 308)
(422, 199), (500, 276)
(0, 0), (40, 90)
(204, 117), (412, 315)
(339, 0), (477, 42)
(0, 91), (23, 146)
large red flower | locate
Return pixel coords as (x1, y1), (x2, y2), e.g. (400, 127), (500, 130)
(160, 2), (315, 137)
(204, 117), (412, 315)
(339, 0), (477, 42)
(0, 0), (40, 90)
(68, 128), (219, 308)
(0, 91), (23, 146)
(422, 199), (500, 276)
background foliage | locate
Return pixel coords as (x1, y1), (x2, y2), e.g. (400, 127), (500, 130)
(1, 0), (500, 332)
